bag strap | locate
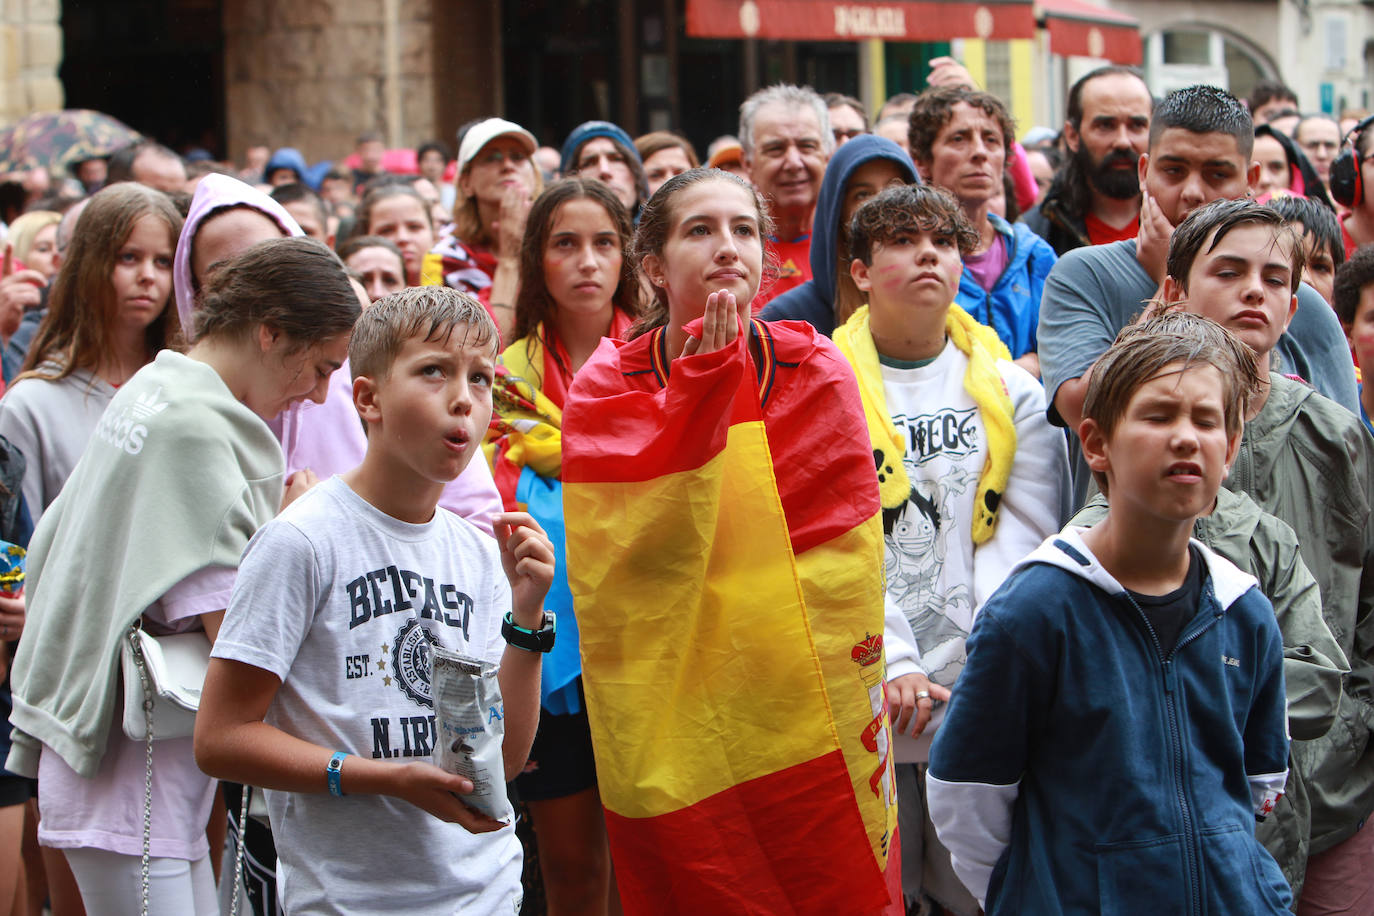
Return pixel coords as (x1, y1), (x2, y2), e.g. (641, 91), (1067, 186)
(129, 622), (251, 916)
(127, 624), (154, 916)
(228, 785), (250, 916)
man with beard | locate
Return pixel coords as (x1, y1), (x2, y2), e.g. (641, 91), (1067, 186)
(1023, 66), (1153, 256)
(1037, 84), (1358, 510)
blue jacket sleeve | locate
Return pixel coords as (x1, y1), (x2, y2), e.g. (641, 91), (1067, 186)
(927, 585), (1050, 905)
(1024, 233), (1057, 353)
(1278, 284), (1360, 414)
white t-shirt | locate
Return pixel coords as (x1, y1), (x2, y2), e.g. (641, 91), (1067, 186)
(881, 339), (1069, 689)
(213, 476), (521, 916)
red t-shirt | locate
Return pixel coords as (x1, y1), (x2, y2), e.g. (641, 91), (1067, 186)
(753, 235), (812, 311)
(1342, 213), (1360, 260)
(1085, 212), (1138, 247)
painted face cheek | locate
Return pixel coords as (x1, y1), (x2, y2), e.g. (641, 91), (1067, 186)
(871, 259), (907, 294)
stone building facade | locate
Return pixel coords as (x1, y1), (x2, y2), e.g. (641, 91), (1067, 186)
(221, 0), (503, 164)
(1, 0), (507, 166)
(4, 0), (1369, 166)
(0, 0), (64, 127)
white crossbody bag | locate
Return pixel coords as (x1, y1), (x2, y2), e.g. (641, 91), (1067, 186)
(120, 625), (208, 741)
(121, 623), (250, 916)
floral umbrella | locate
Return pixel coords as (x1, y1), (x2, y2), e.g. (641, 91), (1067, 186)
(0, 109), (142, 174)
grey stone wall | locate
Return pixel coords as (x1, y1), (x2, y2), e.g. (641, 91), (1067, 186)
(0, 0), (64, 128)
(223, 0), (438, 163)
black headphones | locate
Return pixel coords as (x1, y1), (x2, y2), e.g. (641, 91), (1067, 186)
(1329, 114), (1374, 207)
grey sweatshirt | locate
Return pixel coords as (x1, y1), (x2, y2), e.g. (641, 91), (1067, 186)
(0, 367), (115, 522)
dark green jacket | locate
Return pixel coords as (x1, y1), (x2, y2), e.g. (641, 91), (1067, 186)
(1226, 375), (1374, 859)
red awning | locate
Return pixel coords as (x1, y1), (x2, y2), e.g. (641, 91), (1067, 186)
(1036, 0), (1141, 65)
(685, 0), (1036, 42)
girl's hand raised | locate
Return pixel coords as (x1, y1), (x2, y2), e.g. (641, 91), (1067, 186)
(493, 186), (533, 258)
(681, 290), (749, 358)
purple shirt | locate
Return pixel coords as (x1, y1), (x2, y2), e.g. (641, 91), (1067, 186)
(279, 359), (502, 536)
(962, 234), (1008, 293)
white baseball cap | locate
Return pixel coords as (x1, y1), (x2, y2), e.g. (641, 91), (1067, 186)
(457, 118), (538, 173)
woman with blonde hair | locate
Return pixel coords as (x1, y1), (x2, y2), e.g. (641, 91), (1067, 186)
(425, 118), (543, 339)
(4, 211), (62, 282)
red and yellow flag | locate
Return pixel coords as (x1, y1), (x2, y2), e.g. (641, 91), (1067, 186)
(563, 319), (900, 915)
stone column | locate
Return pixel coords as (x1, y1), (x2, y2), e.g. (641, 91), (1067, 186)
(0, 0), (65, 128)
(222, 0), (439, 164)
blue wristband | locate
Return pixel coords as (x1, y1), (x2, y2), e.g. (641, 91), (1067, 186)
(327, 751), (347, 797)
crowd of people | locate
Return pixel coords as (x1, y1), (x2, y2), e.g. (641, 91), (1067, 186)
(0, 56), (1367, 916)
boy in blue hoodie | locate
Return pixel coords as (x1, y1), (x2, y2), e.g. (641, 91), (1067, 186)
(927, 312), (1292, 914)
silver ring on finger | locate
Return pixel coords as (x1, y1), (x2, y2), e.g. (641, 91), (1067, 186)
(915, 690), (931, 701)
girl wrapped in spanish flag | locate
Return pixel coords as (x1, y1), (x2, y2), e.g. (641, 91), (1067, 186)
(561, 168), (923, 915)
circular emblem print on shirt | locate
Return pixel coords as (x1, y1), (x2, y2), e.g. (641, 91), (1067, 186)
(391, 618), (441, 708)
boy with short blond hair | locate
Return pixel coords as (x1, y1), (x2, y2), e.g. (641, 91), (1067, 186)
(1159, 198), (1374, 911)
(928, 312), (1292, 914)
(834, 183), (1069, 914)
(195, 287), (556, 915)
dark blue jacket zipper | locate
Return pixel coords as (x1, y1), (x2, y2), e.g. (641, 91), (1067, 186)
(1123, 592), (1223, 915)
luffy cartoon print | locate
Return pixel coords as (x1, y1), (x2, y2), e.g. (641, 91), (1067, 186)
(882, 402), (984, 687)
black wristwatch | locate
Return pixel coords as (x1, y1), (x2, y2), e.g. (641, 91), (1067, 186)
(502, 611), (556, 653)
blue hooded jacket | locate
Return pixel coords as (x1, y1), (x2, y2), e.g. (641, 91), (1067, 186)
(955, 213), (1056, 360)
(264, 147), (307, 183)
(759, 135), (918, 336)
(927, 528), (1292, 915)
(559, 121), (649, 208)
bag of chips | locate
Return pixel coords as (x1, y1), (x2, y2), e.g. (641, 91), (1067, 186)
(431, 646), (512, 823)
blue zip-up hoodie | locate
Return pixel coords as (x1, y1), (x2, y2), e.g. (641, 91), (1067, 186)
(759, 135), (918, 336)
(955, 212), (1056, 360)
(927, 527), (1292, 915)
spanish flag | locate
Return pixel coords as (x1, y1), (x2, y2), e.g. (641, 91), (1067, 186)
(563, 318), (900, 915)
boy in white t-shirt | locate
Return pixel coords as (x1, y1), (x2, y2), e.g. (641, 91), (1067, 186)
(832, 183), (1069, 915)
(195, 287), (555, 915)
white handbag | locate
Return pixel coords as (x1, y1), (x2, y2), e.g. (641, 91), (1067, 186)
(120, 623), (250, 916)
(120, 624), (210, 741)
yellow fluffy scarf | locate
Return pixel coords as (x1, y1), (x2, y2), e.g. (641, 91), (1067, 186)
(834, 304), (1016, 545)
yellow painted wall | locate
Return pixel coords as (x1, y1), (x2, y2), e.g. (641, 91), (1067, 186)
(962, 38), (987, 88)
(1008, 38), (1034, 137)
